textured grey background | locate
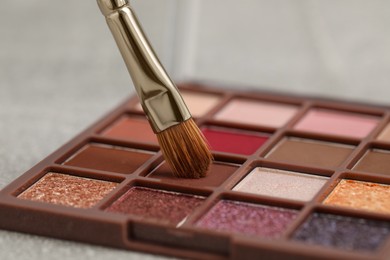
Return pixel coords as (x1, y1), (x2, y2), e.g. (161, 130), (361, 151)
(1, 0), (389, 259)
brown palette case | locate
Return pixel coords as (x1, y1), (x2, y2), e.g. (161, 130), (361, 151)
(1, 83), (390, 259)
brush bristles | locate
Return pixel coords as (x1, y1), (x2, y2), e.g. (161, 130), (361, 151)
(157, 118), (213, 178)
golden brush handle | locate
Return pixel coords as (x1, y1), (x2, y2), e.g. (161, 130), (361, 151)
(97, 0), (191, 133)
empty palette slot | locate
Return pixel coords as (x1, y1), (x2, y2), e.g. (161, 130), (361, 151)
(233, 167), (329, 202)
(353, 148), (390, 176)
(293, 108), (380, 139)
(147, 161), (239, 188)
(292, 212), (390, 252)
(202, 126), (270, 155)
(17, 172), (119, 209)
(104, 185), (207, 226)
(62, 143), (155, 174)
(213, 98), (299, 128)
(323, 178), (390, 215)
(133, 90), (223, 118)
(100, 115), (158, 145)
(195, 198), (299, 239)
(266, 137), (355, 169)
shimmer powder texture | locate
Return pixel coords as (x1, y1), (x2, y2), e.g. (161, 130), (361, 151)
(293, 213), (390, 252)
(196, 200), (298, 238)
(266, 138), (354, 168)
(202, 127), (268, 155)
(102, 116), (157, 144)
(18, 172), (117, 208)
(324, 179), (390, 214)
(353, 149), (390, 175)
(234, 168), (328, 201)
(293, 109), (379, 139)
(106, 187), (205, 225)
(214, 99), (298, 128)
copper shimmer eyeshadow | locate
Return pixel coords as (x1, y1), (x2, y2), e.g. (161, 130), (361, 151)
(134, 90), (222, 118)
(196, 200), (298, 238)
(214, 99), (298, 128)
(266, 138), (354, 168)
(293, 213), (390, 252)
(353, 149), (390, 175)
(202, 127), (269, 155)
(293, 109), (379, 139)
(148, 161), (239, 188)
(101, 115), (158, 144)
(324, 179), (390, 214)
(64, 144), (154, 174)
(233, 168), (328, 201)
(105, 187), (205, 225)
(18, 172), (118, 208)
(377, 123), (390, 142)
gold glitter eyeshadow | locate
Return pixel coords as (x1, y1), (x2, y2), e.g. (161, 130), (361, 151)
(324, 179), (390, 214)
(18, 172), (118, 208)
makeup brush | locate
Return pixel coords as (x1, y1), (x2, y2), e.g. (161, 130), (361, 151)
(97, 0), (212, 178)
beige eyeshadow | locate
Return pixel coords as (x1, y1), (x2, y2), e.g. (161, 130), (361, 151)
(233, 168), (328, 201)
(135, 91), (221, 117)
(377, 123), (390, 142)
(324, 179), (390, 214)
(18, 172), (118, 208)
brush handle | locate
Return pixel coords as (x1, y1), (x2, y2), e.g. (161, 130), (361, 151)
(97, 0), (191, 133)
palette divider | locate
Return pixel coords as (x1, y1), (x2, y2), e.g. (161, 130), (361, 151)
(339, 170), (390, 184)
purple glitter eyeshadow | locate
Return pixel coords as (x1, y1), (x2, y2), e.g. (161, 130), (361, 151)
(293, 213), (390, 251)
(196, 200), (298, 238)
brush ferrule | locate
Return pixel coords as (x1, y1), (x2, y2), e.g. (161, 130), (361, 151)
(97, 0), (191, 133)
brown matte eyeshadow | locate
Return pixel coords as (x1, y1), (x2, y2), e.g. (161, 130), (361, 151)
(101, 115), (158, 145)
(3, 83), (390, 260)
(147, 161), (239, 188)
(266, 138), (354, 168)
(18, 172), (118, 208)
(353, 149), (390, 175)
(64, 144), (154, 174)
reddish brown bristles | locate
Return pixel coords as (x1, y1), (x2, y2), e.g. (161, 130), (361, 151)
(157, 118), (213, 178)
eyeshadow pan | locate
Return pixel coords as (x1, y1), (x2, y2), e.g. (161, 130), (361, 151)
(233, 168), (328, 201)
(353, 149), (390, 175)
(214, 99), (298, 128)
(105, 187), (205, 225)
(202, 127), (269, 155)
(324, 179), (390, 214)
(293, 213), (390, 252)
(148, 161), (238, 188)
(64, 144), (154, 174)
(196, 200), (298, 238)
(101, 116), (158, 144)
(266, 138), (354, 168)
(18, 172), (117, 208)
(135, 91), (221, 117)
(377, 123), (390, 142)
(293, 109), (379, 139)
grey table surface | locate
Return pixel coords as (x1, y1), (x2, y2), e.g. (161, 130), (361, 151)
(1, 1), (390, 259)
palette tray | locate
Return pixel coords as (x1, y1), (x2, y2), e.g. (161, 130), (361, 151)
(1, 82), (390, 259)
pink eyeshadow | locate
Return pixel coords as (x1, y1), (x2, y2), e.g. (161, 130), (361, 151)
(214, 99), (298, 128)
(196, 200), (298, 238)
(294, 109), (379, 139)
(202, 127), (269, 155)
(105, 187), (205, 225)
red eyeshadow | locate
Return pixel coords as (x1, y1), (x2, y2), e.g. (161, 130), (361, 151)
(202, 128), (269, 155)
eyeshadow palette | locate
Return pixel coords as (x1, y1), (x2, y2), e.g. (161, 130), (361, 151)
(1, 82), (390, 259)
